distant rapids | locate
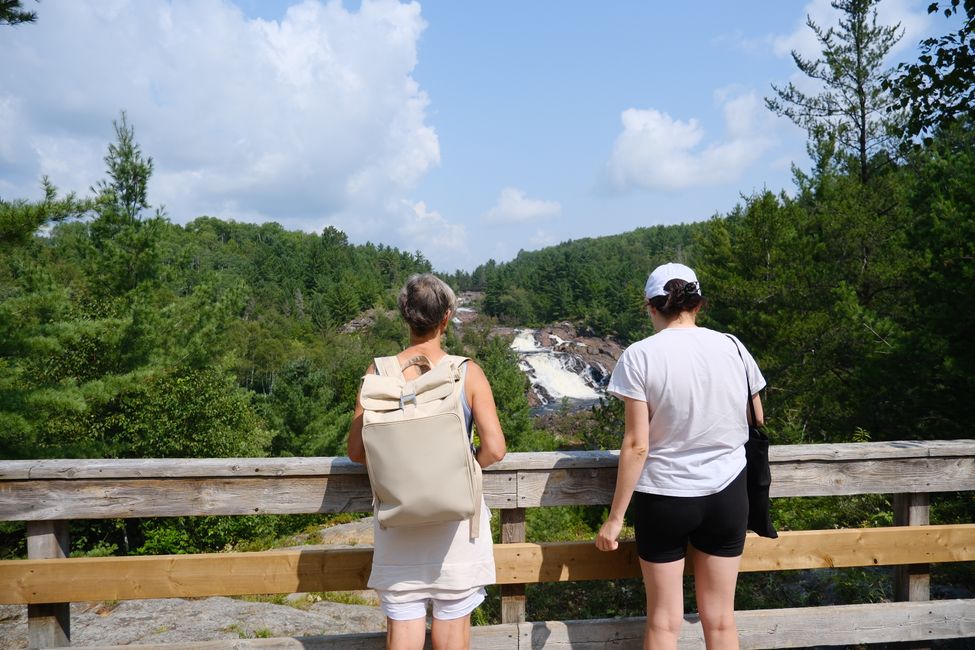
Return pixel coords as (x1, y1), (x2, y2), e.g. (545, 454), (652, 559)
(509, 328), (611, 414)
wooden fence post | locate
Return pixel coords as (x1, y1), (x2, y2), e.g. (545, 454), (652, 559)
(893, 492), (930, 602)
(500, 508), (526, 624)
(27, 520), (71, 648)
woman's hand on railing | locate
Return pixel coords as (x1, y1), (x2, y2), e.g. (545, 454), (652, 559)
(595, 516), (623, 552)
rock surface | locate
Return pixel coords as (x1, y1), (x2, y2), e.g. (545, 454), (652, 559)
(0, 520), (385, 648)
(0, 597), (386, 648)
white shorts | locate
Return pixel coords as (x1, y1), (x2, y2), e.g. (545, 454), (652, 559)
(378, 587), (486, 621)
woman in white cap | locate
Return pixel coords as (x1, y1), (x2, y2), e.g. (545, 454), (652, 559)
(595, 262), (765, 650)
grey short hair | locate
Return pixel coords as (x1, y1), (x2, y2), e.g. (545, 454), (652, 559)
(398, 273), (457, 336)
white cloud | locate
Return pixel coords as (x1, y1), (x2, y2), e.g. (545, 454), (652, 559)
(529, 229), (557, 247)
(604, 89), (775, 192)
(0, 0), (439, 240)
(395, 200), (467, 268)
(484, 187), (561, 223)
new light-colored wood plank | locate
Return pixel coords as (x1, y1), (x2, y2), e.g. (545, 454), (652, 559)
(6, 525), (972, 605)
(1, 548), (375, 604)
(739, 524), (975, 571)
(495, 525), (975, 582)
(77, 600), (975, 649)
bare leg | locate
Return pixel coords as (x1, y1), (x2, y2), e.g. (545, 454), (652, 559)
(639, 557), (685, 650)
(430, 614), (471, 650)
(689, 546), (741, 650)
(386, 616), (426, 650)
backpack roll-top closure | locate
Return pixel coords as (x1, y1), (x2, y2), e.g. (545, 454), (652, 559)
(359, 370), (457, 412)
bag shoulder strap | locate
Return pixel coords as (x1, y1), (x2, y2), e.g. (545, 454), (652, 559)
(724, 334), (758, 427)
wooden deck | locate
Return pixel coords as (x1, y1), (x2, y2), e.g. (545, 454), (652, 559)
(2, 440), (973, 648)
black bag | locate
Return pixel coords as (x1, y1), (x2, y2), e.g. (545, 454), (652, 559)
(726, 335), (778, 539)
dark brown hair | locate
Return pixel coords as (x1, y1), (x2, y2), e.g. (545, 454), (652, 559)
(647, 278), (706, 318)
(398, 273), (457, 336)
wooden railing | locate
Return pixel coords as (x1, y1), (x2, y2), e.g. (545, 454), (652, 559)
(2, 440), (974, 649)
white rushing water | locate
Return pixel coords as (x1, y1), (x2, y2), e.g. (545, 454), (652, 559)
(510, 329), (602, 408)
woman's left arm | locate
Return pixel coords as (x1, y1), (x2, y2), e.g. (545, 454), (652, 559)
(467, 361), (507, 468)
(750, 392), (765, 428)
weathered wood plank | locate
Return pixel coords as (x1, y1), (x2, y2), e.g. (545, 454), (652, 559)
(26, 521), (70, 648)
(0, 472), (517, 520)
(5, 525), (973, 605)
(74, 599), (975, 649)
(516, 599), (975, 649)
(766, 439), (975, 461)
(516, 467), (618, 507)
(0, 456), (367, 480)
(769, 457), (975, 497)
(894, 492), (931, 604)
(500, 508), (527, 625)
(3, 440), (972, 481)
(2, 441), (973, 521)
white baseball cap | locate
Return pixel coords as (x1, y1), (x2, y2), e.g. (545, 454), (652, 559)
(644, 263), (701, 299)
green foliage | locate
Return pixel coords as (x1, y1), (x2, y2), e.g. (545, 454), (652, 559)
(766, 0), (903, 183)
(0, 179), (93, 248)
(478, 225), (696, 340)
(888, 1), (975, 140)
(0, 0), (36, 26)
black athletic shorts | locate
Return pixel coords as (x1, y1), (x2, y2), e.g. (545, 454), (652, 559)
(630, 467), (748, 563)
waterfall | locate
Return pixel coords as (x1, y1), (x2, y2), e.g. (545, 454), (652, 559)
(510, 329), (607, 412)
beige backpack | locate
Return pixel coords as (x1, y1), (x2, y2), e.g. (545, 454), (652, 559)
(359, 354), (482, 538)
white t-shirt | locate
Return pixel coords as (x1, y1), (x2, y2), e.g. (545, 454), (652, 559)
(607, 327), (766, 497)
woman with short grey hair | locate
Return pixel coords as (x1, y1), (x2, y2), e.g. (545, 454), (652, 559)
(348, 273), (506, 650)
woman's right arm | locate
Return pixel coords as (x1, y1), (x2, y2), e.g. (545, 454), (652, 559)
(346, 364), (374, 465)
(595, 396), (650, 552)
(467, 361), (506, 468)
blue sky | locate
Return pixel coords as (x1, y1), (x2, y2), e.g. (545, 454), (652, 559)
(0, 1), (950, 271)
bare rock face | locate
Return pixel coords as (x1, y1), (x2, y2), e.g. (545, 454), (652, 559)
(339, 308), (399, 334)
(517, 323), (624, 409)
(0, 597), (386, 648)
(536, 323), (624, 377)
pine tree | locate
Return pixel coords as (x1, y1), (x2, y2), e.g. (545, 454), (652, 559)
(766, 0), (903, 183)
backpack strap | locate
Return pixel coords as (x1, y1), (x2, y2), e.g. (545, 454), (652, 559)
(442, 355), (481, 538)
(374, 356), (402, 378)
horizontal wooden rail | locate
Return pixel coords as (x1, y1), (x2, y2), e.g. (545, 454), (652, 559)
(3, 524), (973, 605)
(2, 440), (973, 520)
(67, 599), (975, 649)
